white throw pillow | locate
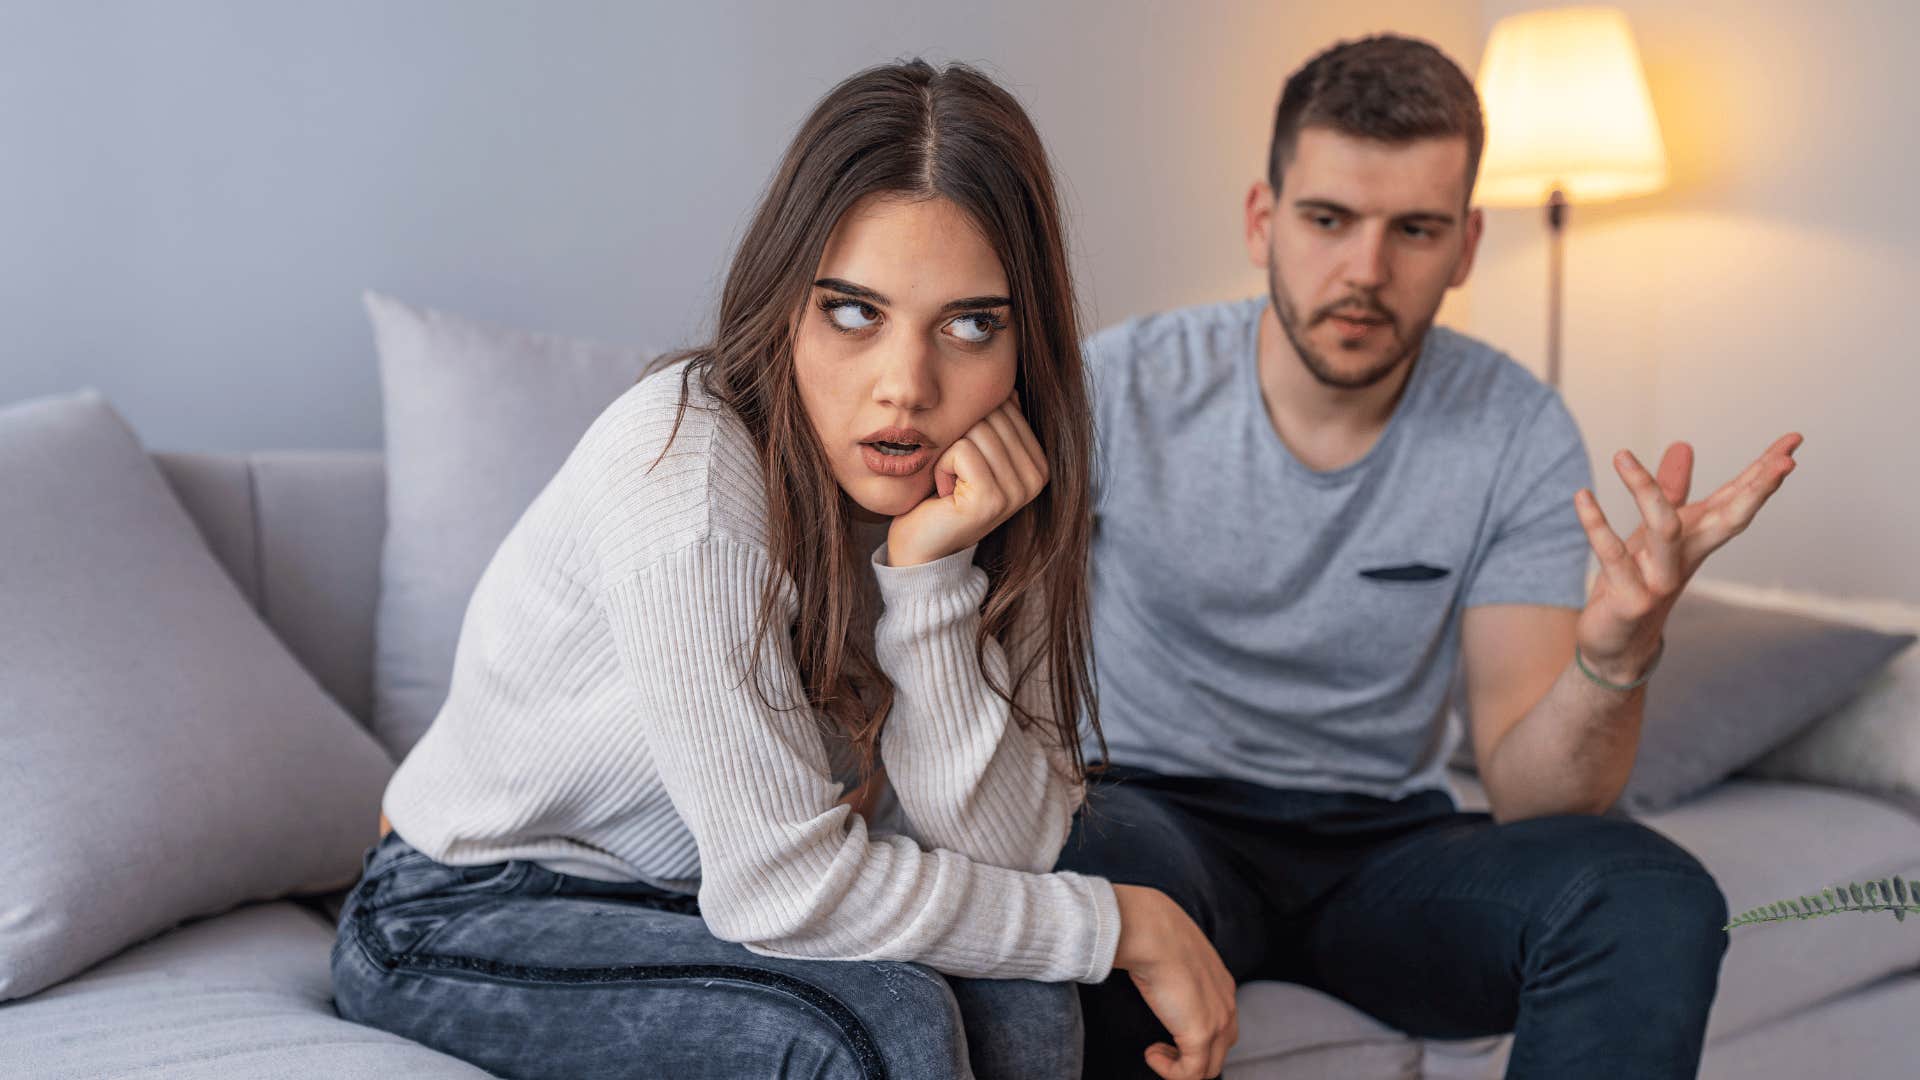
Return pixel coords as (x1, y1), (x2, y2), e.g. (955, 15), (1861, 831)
(0, 390), (396, 1002)
(365, 291), (657, 755)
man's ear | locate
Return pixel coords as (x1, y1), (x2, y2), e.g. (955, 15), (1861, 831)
(1450, 205), (1485, 288)
(1244, 180), (1276, 270)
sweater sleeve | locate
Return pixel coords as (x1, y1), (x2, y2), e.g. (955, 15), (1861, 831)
(594, 535), (1120, 983)
(868, 543), (1085, 873)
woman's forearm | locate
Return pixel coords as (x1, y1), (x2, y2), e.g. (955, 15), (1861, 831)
(869, 545), (1079, 871)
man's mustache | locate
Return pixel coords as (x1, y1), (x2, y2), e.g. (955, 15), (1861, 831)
(1312, 297), (1395, 328)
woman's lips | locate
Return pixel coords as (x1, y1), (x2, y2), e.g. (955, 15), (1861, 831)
(860, 442), (934, 476)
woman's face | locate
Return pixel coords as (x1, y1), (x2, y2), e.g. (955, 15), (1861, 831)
(793, 194), (1018, 522)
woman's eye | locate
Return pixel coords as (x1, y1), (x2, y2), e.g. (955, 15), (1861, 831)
(826, 300), (881, 332)
(946, 313), (1002, 344)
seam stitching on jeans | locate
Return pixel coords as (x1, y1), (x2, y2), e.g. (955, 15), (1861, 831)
(350, 905), (887, 1079)
(1537, 855), (1718, 932)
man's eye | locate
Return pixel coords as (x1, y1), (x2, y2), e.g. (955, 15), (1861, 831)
(1402, 224), (1431, 239)
(825, 300), (881, 332)
(946, 313), (1003, 344)
(1312, 214), (1341, 230)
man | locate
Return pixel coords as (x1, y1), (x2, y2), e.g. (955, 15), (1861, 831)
(1057, 33), (1801, 1080)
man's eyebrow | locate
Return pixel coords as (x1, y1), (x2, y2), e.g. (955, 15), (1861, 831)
(813, 278), (1012, 313)
(1292, 198), (1457, 226)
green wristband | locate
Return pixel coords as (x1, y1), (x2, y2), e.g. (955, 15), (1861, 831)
(1575, 636), (1665, 692)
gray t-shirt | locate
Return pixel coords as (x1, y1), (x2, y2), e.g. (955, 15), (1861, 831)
(1085, 296), (1593, 800)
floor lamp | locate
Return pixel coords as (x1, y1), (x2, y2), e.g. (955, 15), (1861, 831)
(1474, 6), (1669, 391)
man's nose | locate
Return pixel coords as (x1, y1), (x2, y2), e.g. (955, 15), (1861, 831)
(1342, 223), (1392, 293)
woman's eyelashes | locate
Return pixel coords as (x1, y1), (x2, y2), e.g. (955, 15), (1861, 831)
(816, 296), (1008, 345)
(821, 296), (881, 333)
(946, 312), (1007, 344)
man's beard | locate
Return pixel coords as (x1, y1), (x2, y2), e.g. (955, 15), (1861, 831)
(1267, 259), (1431, 391)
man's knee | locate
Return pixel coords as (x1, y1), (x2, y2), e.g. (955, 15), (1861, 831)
(1531, 818), (1729, 982)
(1054, 782), (1212, 920)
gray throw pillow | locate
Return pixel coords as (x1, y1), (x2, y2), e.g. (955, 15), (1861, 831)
(0, 390), (396, 1002)
(1450, 591), (1915, 815)
(365, 291), (656, 756)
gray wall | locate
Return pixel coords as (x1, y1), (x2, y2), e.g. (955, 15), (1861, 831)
(8, 1), (1910, 601)
(0, 0), (1474, 452)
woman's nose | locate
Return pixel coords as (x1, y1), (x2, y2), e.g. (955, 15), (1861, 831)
(871, 337), (940, 412)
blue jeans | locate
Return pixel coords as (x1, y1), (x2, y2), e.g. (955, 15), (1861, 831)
(1054, 765), (1729, 1080)
(330, 832), (1080, 1079)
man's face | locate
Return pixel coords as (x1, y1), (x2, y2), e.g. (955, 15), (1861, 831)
(1248, 127), (1483, 390)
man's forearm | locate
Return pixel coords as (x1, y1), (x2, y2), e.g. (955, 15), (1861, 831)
(1481, 658), (1646, 823)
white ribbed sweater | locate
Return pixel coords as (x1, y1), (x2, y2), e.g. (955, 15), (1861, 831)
(381, 360), (1120, 984)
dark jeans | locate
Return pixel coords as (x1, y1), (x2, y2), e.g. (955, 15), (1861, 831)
(330, 832), (1080, 1079)
(1054, 765), (1729, 1080)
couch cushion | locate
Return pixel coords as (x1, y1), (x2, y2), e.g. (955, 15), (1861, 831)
(0, 902), (488, 1078)
(1451, 768), (1920, 1044)
(366, 291), (654, 755)
(1640, 777), (1920, 1042)
(250, 452), (387, 727)
(1223, 980), (1418, 1078)
(155, 451), (388, 728)
(1698, 971), (1920, 1080)
(0, 391), (395, 1002)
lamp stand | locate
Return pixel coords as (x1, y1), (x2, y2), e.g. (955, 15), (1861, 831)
(1545, 186), (1568, 391)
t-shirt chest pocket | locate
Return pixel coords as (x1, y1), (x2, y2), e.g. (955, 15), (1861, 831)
(1336, 548), (1464, 674)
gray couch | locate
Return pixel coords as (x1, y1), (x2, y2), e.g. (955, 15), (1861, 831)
(6, 447), (1918, 1079)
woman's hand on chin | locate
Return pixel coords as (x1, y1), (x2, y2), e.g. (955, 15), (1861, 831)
(885, 395), (1048, 567)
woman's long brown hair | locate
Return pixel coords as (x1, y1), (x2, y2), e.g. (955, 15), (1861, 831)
(643, 59), (1102, 784)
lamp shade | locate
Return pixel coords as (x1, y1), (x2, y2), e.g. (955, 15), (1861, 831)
(1474, 6), (1669, 206)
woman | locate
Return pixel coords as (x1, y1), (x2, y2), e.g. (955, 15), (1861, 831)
(332, 60), (1236, 1080)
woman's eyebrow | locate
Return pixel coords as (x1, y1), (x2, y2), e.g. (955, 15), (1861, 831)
(938, 294), (1012, 314)
(813, 277), (1011, 314)
(814, 277), (889, 304)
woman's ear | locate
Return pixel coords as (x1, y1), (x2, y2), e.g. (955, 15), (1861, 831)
(1244, 181), (1276, 270)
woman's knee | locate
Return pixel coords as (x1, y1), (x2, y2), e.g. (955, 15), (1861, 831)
(333, 942), (897, 1080)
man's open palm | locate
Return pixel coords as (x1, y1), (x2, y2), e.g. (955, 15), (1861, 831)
(1573, 433), (1803, 675)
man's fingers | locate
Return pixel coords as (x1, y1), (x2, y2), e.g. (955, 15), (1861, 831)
(1695, 451), (1797, 559)
(1575, 489), (1651, 611)
(1766, 431), (1806, 460)
(1684, 433), (1802, 559)
(1655, 441), (1694, 507)
(1613, 450), (1682, 590)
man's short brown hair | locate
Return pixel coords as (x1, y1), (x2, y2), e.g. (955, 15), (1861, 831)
(1268, 34), (1485, 203)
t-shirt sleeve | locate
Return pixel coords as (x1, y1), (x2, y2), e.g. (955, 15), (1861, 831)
(1463, 391), (1594, 610)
